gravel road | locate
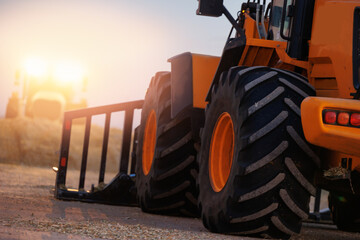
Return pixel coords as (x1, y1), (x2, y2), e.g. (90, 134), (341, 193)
(1, 163), (360, 240)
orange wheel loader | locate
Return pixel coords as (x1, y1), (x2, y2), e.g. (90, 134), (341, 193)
(54, 0), (360, 238)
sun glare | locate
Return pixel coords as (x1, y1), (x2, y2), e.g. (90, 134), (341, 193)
(24, 57), (48, 77)
(23, 57), (86, 85)
(54, 61), (85, 84)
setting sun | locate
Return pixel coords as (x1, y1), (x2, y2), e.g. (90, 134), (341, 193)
(23, 57), (85, 85)
(0, 0), (232, 119)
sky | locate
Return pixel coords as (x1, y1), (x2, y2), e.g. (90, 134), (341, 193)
(0, 0), (246, 119)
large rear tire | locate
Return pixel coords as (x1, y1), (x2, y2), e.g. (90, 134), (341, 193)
(136, 72), (199, 216)
(198, 66), (318, 238)
(329, 191), (360, 232)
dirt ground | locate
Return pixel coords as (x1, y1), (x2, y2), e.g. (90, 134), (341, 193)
(1, 163), (360, 240)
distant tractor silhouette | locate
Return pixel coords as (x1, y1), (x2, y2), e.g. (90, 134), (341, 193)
(6, 58), (87, 121)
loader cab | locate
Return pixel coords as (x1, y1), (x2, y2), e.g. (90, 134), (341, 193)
(267, 0), (315, 60)
(237, 0), (292, 41)
(198, 0), (315, 61)
(241, 0), (315, 60)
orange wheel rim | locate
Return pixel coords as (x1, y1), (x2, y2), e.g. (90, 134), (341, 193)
(142, 110), (157, 175)
(209, 112), (235, 192)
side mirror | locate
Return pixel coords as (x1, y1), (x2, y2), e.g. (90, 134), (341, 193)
(197, 0), (224, 17)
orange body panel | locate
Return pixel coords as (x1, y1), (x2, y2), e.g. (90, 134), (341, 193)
(301, 1), (360, 171)
(192, 54), (220, 109)
(308, 0), (358, 98)
(240, 38), (308, 69)
(243, 13), (260, 39)
(301, 97), (360, 170)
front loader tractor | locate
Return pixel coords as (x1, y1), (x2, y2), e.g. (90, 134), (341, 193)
(5, 59), (87, 121)
(55, 0), (360, 238)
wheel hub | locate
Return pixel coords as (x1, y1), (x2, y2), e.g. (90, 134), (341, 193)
(209, 112), (234, 192)
(142, 110), (157, 175)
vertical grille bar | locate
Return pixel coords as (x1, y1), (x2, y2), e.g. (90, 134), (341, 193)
(79, 116), (92, 190)
(99, 112), (111, 184)
(56, 117), (72, 187)
(130, 127), (139, 174)
(119, 109), (134, 173)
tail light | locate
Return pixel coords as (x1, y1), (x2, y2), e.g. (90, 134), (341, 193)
(337, 112), (350, 125)
(350, 113), (360, 126)
(323, 110), (360, 127)
(324, 111), (336, 124)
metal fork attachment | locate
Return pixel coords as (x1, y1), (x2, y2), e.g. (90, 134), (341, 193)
(55, 100), (143, 206)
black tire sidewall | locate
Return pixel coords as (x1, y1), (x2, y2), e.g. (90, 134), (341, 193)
(199, 77), (243, 231)
(199, 66), (317, 237)
(136, 76), (166, 211)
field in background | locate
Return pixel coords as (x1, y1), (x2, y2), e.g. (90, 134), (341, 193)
(0, 117), (124, 186)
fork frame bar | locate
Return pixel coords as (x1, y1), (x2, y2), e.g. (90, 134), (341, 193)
(55, 100), (144, 191)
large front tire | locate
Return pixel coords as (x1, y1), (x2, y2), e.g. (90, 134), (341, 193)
(136, 72), (198, 216)
(198, 66), (318, 239)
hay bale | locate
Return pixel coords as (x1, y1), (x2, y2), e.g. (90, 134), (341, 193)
(0, 117), (123, 172)
(0, 119), (22, 164)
